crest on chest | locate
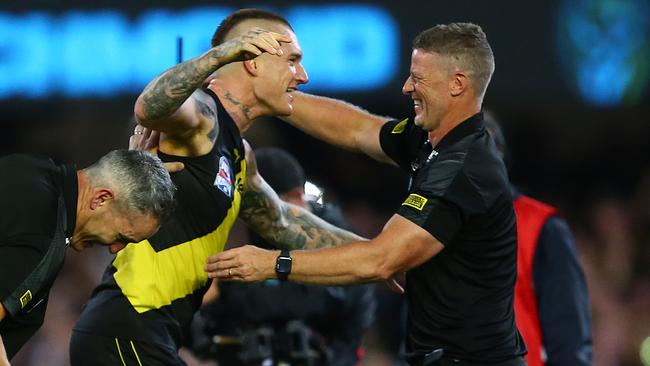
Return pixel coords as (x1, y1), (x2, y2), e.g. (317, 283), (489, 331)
(214, 156), (233, 198)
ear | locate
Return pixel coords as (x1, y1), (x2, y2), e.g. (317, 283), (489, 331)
(450, 71), (469, 97)
(243, 59), (260, 77)
(90, 188), (115, 210)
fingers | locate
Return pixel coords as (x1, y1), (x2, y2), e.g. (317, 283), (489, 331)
(205, 245), (274, 282)
(244, 28), (291, 56)
(163, 162), (184, 173)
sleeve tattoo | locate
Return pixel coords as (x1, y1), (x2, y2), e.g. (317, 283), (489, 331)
(139, 48), (221, 122)
(239, 177), (364, 250)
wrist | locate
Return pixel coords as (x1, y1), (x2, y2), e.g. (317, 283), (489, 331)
(274, 249), (292, 281)
(203, 47), (224, 71)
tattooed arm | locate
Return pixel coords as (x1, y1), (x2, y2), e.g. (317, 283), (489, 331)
(239, 141), (364, 250)
(133, 28), (290, 154)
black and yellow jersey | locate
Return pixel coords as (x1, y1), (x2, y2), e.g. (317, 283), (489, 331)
(74, 89), (246, 349)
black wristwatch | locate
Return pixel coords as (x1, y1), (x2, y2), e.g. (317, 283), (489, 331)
(275, 249), (292, 281)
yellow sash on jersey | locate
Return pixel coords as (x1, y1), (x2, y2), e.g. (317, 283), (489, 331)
(113, 160), (246, 313)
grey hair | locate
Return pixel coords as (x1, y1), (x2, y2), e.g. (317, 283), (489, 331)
(84, 150), (176, 222)
(413, 22), (495, 101)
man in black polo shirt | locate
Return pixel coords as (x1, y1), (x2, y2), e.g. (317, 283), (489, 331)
(0, 150), (175, 363)
(206, 23), (527, 365)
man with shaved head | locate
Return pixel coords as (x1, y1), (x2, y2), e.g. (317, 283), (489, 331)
(69, 9), (363, 365)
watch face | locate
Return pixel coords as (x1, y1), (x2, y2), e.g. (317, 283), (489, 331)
(276, 257), (292, 274)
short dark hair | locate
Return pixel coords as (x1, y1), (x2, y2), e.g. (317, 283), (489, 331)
(211, 8), (293, 47)
(85, 150), (176, 222)
(255, 147), (305, 194)
(413, 23), (495, 100)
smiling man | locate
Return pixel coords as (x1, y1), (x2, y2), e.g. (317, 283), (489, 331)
(0, 149), (175, 363)
(207, 23), (528, 365)
(70, 9), (365, 366)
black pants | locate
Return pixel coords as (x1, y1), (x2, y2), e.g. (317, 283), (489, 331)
(70, 330), (187, 366)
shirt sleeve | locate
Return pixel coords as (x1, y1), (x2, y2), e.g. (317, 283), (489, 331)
(0, 235), (49, 316)
(396, 194), (463, 246)
(533, 216), (593, 366)
(379, 118), (418, 171)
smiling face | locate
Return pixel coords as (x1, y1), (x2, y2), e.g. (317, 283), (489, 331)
(401, 49), (452, 132)
(70, 201), (160, 254)
(246, 21), (309, 116)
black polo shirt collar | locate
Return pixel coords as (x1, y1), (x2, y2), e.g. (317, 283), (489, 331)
(435, 111), (484, 150)
(61, 164), (78, 238)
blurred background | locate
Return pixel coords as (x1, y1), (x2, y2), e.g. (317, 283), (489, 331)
(1, 0), (649, 365)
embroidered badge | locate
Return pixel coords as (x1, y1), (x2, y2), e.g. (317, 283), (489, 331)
(391, 118), (409, 134)
(215, 156), (233, 197)
(402, 194), (428, 211)
(19, 290), (33, 309)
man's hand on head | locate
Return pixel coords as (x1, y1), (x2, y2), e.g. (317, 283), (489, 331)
(129, 125), (184, 173)
(213, 27), (291, 66)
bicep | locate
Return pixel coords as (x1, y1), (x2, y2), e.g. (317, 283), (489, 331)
(135, 90), (207, 136)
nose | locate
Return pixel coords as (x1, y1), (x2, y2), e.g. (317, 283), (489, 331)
(295, 63), (309, 85)
(402, 76), (414, 95)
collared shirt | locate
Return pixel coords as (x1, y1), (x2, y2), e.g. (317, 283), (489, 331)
(379, 113), (526, 363)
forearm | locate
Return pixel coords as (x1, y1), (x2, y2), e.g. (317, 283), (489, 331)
(286, 241), (388, 285)
(135, 47), (223, 123)
(283, 92), (388, 154)
(241, 182), (363, 250)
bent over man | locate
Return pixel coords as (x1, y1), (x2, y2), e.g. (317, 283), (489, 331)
(0, 150), (175, 363)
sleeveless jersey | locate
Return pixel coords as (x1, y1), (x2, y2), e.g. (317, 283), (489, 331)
(74, 90), (246, 348)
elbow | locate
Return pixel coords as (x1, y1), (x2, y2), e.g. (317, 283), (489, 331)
(357, 257), (398, 283)
(133, 97), (149, 125)
(373, 265), (397, 282)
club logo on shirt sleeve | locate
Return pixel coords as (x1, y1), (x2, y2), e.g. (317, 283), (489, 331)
(19, 290), (32, 309)
(402, 193), (428, 211)
(214, 156), (233, 198)
(391, 118), (409, 134)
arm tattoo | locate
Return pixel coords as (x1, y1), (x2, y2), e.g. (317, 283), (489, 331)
(140, 49), (221, 122)
(240, 177), (363, 250)
(194, 92), (219, 142)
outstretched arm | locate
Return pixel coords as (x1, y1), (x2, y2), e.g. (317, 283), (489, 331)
(134, 28), (290, 136)
(238, 141), (364, 250)
(282, 92), (395, 164)
(206, 214), (443, 285)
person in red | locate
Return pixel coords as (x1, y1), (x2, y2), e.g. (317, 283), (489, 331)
(484, 113), (593, 366)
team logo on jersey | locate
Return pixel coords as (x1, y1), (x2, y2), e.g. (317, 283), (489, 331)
(391, 118), (408, 134)
(214, 156), (233, 197)
(402, 193), (428, 211)
(19, 290), (32, 309)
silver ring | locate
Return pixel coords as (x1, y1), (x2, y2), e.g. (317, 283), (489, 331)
(228, 268), (232, 276)
(133, 130), (144, 135)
